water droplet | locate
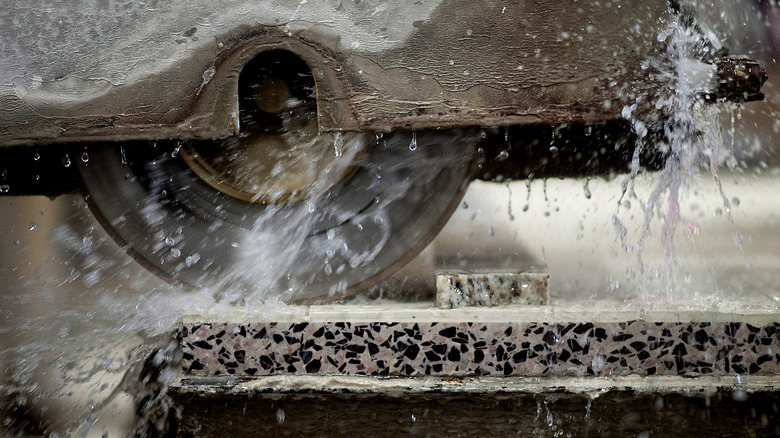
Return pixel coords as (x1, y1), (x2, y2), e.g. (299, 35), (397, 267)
(81, 151), (89, 163)
(0, 184), (8, 193)
(731, 196), (740, 207)
(165, 237), (175, 246)
(497, 150), (509, 160)
(583, 179), (592, 199)
(13, 239), (20, 246)
(120, 146), (128, 165)
(62, 154), (71, 167)
(409, 132), (418, 151)
(33, 150), (41, 161)
(714, 208), (723, 217)
(28, 221), (38, 231)
(611, 216), (627, 244)
(506, 184), (515, 221)
(634, 120), (648, 139)
(333, 132), (344, 157)
(480, 130), (487, 139)
(591, 354), (606, 372)
(170, 248), (182, 258)
(276, 408), (285, 424)
(732, 232), (744, 251)
(185, 253), (200, 267)
(171, 142), (182, 158)
(549, 146), (559, 153)
(489, 226), (495, 236)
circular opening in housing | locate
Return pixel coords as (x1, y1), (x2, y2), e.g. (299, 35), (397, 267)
(180, 50), (367, 204)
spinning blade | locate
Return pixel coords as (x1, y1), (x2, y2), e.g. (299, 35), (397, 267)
(79, 130), (474, 302)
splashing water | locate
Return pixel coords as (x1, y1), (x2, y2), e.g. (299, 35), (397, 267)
(619, 15), (739, 301)
(193, 129), (474, 304)
(1, 128), (476, 435)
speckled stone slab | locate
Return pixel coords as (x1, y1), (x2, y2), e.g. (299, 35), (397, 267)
(435, 272), (549, 308)
(181, 320), (780, 378)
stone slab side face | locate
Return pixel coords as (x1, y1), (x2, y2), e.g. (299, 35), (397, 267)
(435, 273), (549, 308)
(181, 321), (780, 377)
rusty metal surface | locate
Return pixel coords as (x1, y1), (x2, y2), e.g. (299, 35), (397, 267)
(708, 55), (768, 102)
(1, 0), (672, 146)
(169, 379), (780, 437)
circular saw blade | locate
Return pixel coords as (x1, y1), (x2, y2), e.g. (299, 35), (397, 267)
(78, 130), (476, 302)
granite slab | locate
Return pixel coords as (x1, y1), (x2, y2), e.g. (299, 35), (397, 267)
(435, 272), (549, 308)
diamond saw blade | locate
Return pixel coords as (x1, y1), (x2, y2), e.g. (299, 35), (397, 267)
(78, 130), (476, 303)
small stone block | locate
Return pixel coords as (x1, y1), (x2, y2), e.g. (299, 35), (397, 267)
(435, 272), (549, 308)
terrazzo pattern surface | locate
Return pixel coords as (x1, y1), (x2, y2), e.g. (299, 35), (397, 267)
(181, 321), (780, 377)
